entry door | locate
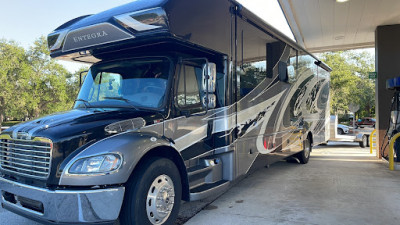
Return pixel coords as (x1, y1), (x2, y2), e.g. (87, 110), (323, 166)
(164, 63), (211, 159)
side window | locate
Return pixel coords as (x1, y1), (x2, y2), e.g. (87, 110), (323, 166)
(239, 61), (266, 98)
(177, 65), (202, 108)
(237, 17), (272, 100)
(297, 53), (317, 78)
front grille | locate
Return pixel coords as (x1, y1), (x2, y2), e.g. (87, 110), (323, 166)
(0, 138), (52, 179)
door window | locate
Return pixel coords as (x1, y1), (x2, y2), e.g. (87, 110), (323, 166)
(177, 65), (202, 108)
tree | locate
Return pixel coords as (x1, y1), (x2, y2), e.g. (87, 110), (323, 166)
(25, 36), (73, 118)
(320, 50), (375, 118)
(0, 39), (32, 127)
(0, 36), (83, 127)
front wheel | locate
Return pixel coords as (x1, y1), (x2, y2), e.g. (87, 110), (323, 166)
(296, 138), (311, 164)
(120, 158), (182, 225)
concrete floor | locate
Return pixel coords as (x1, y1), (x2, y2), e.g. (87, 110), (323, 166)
(1, 142), (399, 225)
(184, 142), (400, 225)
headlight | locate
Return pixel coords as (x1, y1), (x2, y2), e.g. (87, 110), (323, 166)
(69, 154), (122, 174)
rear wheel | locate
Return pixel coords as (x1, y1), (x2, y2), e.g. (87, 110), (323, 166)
(120, 158), (182, 225)
(296, 137), (311, 164)
(359, 135), (367, 148)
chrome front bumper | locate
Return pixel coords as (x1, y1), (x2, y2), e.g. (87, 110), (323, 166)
(0, 177), (125, 224)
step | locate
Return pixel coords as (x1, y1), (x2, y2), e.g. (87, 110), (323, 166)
(189, 180), (230, 201)
(187, 158), (223, 188)
(187, 165), (213, 176)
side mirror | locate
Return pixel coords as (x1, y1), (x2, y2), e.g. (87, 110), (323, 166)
(203, 94), (216, 109)
(79, 70), (88, 87)
(202, 63), (216, 93)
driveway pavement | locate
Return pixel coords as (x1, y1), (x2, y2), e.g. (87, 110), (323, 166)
(185, 142), (400, 225)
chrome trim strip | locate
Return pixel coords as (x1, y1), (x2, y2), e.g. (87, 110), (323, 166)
(12, 126), (19, 139)
(0, 151), (50, 160)
(27, 125), (49, 140)
(0, 155), (49, 165)
(1, 146), (50, 154)
(0, 169), (47, 180)
(0, 165), (48, 175)
(114, 7), (163, 31)
(49, 29), (69, 51)
(0, 141), (51, 149)
(0, 160), (49, 170)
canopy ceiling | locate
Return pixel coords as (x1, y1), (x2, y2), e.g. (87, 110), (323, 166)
(279, 0), (400, 53)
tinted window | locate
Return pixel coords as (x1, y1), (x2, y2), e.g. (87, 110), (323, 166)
(237, 17), (277, 99)
(177, 65), (201, 107)
(239, 61), (266, 98)
(76, 58), (170, 109)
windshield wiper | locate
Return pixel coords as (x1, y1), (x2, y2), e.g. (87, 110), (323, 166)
(75, 99), (92, 108)
(102, 96), (140, 111)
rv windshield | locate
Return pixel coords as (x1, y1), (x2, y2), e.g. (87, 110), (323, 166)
(74, 58), (171, 109)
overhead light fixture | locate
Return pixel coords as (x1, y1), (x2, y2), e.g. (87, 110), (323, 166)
(335, 36), (345, 40)
(336, 0), (349, 3)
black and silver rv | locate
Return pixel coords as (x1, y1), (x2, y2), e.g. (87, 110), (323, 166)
(0, 0), (331, 224)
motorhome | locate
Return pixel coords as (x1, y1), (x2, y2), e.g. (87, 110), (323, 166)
(0, 0), (331, 224)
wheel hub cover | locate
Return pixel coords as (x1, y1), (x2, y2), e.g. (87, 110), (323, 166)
(146, 174), (175, 224)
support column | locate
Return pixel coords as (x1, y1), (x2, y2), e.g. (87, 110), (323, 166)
(375, 25), (400, 158)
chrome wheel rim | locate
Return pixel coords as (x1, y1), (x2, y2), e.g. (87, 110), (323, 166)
(304, 141), (311, 158)
(146, 174), (175, 224)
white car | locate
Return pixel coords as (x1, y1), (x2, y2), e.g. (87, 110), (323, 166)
(337, 124), (349, 134)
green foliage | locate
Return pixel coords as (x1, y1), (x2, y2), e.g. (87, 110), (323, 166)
(2, 121), (21, 127)
(320, 51), (375, 118)
(0, 37), (86, 127)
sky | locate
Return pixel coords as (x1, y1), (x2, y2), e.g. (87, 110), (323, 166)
(0, 0), (293, 73)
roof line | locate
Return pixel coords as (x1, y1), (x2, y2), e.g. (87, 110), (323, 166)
(278, 0), (305, 48)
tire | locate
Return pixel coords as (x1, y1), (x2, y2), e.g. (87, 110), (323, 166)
(337, 128), (344, 135)
(120, 158), (182, 225)
(359, 135), (367, 148)
(296, 137), (311, 164)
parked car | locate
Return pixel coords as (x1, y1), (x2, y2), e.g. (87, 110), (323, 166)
(337, 124), (349, 134)
(355, 117), (376, 128)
